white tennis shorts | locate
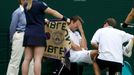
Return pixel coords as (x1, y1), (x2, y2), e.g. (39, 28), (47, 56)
(69, 50), (93, 64)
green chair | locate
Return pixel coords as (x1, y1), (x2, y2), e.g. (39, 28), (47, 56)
(122, 61), (133, 75)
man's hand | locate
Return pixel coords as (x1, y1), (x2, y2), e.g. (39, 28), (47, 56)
(78, 23), (82, 29)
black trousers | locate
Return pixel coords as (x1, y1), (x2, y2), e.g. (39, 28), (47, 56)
(96, 58), (122, 75)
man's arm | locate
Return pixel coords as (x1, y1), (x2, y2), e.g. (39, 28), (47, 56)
(91, 29), (100, 50)
(91, 43), (99, 50)
(78, 23), (87, 49)
(71, 41), (82, 51)
(123, 38), (134, 57)
(122, 31), (134, 57)
(9, 11), (19, 43)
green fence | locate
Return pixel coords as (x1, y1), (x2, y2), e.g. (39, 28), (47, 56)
(0, 0), (134, 75)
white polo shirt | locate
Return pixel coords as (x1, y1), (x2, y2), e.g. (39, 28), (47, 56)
(69, 29), (93, 64)
(91, 26), (134, 64)
(69, 29), (81, 47)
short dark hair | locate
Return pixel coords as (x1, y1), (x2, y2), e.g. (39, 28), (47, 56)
(105, 18), (117, 27)
(18, 0), (21, 4)
(18, 0), (26, 4)
(70, 16), (84, 24)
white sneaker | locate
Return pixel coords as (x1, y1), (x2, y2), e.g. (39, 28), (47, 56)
(123, 39), (133, 57)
